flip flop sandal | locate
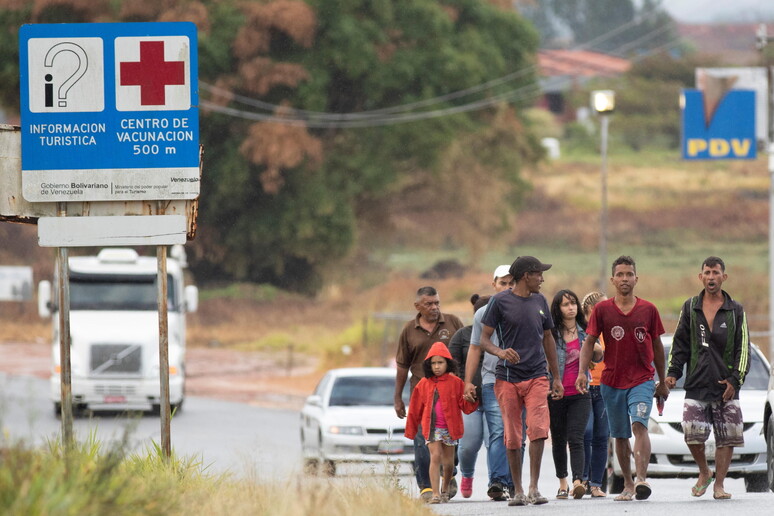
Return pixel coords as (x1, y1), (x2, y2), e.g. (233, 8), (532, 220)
(590, 486), (607, 498)
(528, 492), (548, 505)
(634, 481), (651, 500)
(713, 490), (732, 500)
(572, 482), (586, 499)
(614, 490), (634, 501)
(556, 488), (569, 499)
(508, 493), (528, 506)
(691, 476), (713, 497)
(428, 496), (441, 504)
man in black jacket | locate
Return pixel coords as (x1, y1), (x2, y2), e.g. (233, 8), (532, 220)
(665, 256), (750, 500)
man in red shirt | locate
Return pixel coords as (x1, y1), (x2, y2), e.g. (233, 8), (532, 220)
(575, 255), (669, 502)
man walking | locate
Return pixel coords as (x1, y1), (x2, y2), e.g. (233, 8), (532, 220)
(466, 256), (563, 506)
(576, 255), (669, 501)
(665, 256), (750, 500)
(394, 286), (464, 502)
(460, 265), (515, 501)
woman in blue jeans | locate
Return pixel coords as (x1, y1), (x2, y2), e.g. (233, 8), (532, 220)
(581, 291), (609, 498)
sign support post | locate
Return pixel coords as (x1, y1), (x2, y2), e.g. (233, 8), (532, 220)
(157, 201), (171, 459)
(56, 203), (73, 447)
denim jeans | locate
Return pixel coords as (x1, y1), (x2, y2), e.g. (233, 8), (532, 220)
(413, 424), (431, 490)
(459, 405), (484, 478)
(482, 383), (513, 487)
(583, 385), (610, 487)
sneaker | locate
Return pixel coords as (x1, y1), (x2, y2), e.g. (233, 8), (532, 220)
(419, 488), (434, 502)
(487, 482), (507, 501)
(460, 477), (473, 498)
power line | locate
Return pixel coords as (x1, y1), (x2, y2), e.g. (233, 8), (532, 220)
(199, 0), (704, 128)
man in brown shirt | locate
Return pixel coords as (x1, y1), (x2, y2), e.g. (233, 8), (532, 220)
(394, 286), (464, 501)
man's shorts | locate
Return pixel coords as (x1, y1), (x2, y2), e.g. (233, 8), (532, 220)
(494, 377), (550, 449)
(682, 399), (744, 448)
(600, 380), (654, 439)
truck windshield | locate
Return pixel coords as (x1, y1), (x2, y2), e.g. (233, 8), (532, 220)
(69, 273), (177, 311)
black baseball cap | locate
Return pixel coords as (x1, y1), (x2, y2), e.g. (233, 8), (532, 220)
(509, 256), (552, 280)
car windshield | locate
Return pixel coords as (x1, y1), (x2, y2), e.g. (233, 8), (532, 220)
(664, 344), (769, 390)
(329, 376), (407, 407)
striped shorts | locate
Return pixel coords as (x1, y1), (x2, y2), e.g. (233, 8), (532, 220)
(682, 399), (744, 448)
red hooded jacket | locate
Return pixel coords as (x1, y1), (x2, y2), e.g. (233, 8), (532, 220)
(404, 342), (479, 441)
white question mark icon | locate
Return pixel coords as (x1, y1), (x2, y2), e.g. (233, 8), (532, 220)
(44, 42), (88, 108)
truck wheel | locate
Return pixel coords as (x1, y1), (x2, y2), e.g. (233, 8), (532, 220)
(53, 402), (61, 418)
(744, 473), (768, 492)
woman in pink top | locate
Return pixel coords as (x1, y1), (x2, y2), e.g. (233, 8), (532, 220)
(548, 289), (596, 500)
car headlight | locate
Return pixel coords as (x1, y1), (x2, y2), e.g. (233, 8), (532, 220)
(648, 417), (664, 435)
(328, 425), (364, 435)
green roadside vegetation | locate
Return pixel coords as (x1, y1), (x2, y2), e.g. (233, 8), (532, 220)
(0, 436), (430, 516)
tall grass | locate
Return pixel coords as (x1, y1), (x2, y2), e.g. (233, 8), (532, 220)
(0, 436), (431, 516)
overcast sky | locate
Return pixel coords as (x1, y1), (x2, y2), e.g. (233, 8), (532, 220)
(663, 0), (774, 23)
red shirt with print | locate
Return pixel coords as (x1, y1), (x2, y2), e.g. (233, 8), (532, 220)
(586, 297), (664, 389)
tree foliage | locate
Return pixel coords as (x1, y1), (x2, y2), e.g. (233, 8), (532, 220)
(0, 0), (543, 292)
(519, 0), (676, 56)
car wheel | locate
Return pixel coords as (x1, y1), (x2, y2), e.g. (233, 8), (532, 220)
(608, 471), (624, 494)
(744, 473), (768, 492)
(322, 459), (336, 477)
(768, 412), (774, 493)
(303, 458), (319, 475)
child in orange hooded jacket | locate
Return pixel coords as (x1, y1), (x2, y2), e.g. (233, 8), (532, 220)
(405, 341), (479, 503)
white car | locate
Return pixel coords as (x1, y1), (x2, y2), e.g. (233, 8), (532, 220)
(763, 346), (774, 492)
(609, 336), (770, 493)
(300, 367), (413, 476)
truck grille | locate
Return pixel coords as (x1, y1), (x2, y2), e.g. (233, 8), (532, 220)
(90, 344), (142, 376)
(95, 385), (138, 396)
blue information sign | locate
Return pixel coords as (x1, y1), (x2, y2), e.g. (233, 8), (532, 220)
(681, 89), (756, 160)
(19, 22), (199, 201)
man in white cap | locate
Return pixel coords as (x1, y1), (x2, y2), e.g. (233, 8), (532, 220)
(458, 265), (515, 500)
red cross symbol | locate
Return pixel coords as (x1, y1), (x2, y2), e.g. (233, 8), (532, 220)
(120, 41), (185, 106)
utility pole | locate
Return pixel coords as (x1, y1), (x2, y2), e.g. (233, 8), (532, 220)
(756, 24), (774, 360)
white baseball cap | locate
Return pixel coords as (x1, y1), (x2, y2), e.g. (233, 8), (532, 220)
(493, 264), (512, 280)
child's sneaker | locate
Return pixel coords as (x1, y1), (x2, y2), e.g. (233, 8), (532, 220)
(461, 477), (473, 498)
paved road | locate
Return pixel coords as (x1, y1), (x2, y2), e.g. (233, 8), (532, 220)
(0, 372), (301, 478)
(2, 372), (772, 515)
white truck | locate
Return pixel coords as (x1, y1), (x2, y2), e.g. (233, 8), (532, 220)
(38, 246), (198, 415)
